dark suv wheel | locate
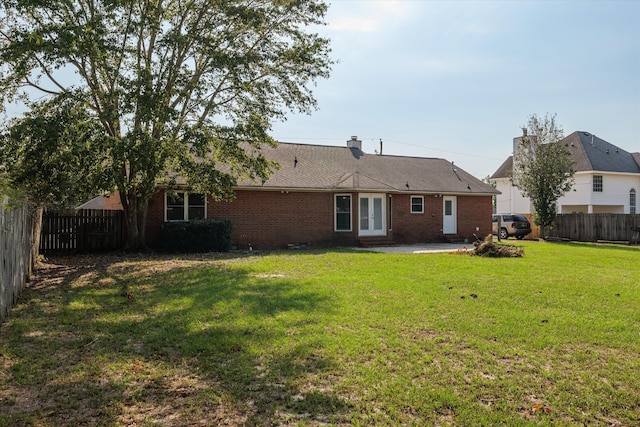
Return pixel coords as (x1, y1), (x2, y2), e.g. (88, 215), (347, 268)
(499, 228), (508, 240)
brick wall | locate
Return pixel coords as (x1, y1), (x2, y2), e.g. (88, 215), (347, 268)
(390, 194), (492, 243)
(390, 194), (442, 243)
(145, 189), (493, 249)
(103, 193), (123, 210)
(145, 191), (167, 248)
(209, 190), (352, 249)
(456, 195), (494, 241)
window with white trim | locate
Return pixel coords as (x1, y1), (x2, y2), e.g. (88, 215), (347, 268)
(166, 191), (206, 221)
(593, 175), (603, 192)
(631, 189), (636, 214)
(410, 196), (424, 213)
(335, 194), (352, 231)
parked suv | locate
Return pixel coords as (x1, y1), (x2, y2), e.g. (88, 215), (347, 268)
(492, 214), (531, 240)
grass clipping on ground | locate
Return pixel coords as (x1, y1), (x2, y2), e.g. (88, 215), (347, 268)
(473, 235), (524, 257)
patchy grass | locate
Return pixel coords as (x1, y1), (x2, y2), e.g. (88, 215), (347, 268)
(1, 242), (639, 426)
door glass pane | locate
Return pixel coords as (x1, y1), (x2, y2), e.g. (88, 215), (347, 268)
(445, 200), (452, 216)
(360, 198), (369, 230)
(373, 198), (383, 230)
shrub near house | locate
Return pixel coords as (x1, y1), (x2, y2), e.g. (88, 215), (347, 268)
(160, 220), (232, 253)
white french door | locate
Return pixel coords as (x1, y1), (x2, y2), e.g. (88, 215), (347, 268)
(359, 194), (386, 236)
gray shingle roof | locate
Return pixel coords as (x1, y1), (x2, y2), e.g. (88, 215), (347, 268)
(568, 132), (640, 173)
(239, 142), (498, 195)
(490, 156), (513, 179)
(491, 131), (640, 177)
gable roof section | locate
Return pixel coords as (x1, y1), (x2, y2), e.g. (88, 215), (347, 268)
(491, 131), (640, 177)
(239, 142), (498, 195)
(490, 156), (513, 179)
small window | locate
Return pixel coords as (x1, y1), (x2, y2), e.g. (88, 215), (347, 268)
(631, 189), (636, 214)
(410, 196), (424, 213)
(166, 191), (206, 221)
(444, 200), (453, 216)
(335, 194), (352, 231)
(593, 175), (603, 192)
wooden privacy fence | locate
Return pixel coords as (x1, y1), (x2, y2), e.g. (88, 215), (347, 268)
(40, 209), (125, 254)
(1, 198), (33, 323)
(549, 213), (640, 242)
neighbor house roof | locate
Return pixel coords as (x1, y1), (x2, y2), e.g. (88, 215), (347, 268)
(490, 156), (513, 180)
(238, 142), (498, 195)
(491, 131), (640, 179)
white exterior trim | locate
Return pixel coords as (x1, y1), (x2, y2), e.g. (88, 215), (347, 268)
(494, 172), (640, 215)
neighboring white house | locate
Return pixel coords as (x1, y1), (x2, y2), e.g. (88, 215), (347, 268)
(491, 131), (640, 215)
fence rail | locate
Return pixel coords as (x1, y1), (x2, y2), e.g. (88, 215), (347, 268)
(1, 198), (33, 323)
(549, 213), (640, 242)
(40, 209), (124, 254)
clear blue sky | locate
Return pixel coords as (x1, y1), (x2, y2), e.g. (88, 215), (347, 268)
(270, 0), (640, 178)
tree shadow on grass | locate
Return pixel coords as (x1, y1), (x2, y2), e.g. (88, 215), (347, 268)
(0, 255), (353, 426)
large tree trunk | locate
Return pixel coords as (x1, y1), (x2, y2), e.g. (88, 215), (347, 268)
(137, 201), (148, 249)
(121, 190), (150, 251)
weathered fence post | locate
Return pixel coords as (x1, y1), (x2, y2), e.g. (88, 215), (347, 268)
(1, 197), (33, 323)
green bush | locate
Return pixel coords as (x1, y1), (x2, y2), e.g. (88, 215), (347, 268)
(160, 219), (232, 253)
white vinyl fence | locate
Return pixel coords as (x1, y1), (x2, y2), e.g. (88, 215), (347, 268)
(1, 197), (33, 323)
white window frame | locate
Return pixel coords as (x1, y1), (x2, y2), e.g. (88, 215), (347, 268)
(593, 175), (603, 192)
(410, 196), (424, 214)
(631, 189), (636, 214)
(165, 191), (206, 221)
(334, 194), (352, 232)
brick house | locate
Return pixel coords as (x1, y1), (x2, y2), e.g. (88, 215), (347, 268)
(145, 137), (499, 250)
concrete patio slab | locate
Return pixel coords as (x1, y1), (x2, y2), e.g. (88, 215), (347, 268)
(353, 243), (474, 254)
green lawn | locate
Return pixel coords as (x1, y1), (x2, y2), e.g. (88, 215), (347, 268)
(1, 241), (639, 426)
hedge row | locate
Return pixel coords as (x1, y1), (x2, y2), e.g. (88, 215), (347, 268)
(160, 219), (232, 253)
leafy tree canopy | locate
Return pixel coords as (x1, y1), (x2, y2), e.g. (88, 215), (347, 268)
(1, 94), (108, 208)
(511, 113), (575, 238)
(0, 0), (333, 249)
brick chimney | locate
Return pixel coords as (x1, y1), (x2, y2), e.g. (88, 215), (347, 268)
(347, 136), (362, 151)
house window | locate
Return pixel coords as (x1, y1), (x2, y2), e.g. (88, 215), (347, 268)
(410, 196), (424, 213)
(335, 194), (352, 231)
(593, 175), (603, 192)
(631, 189), (637, 214)
(166, 191), (206, 221)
